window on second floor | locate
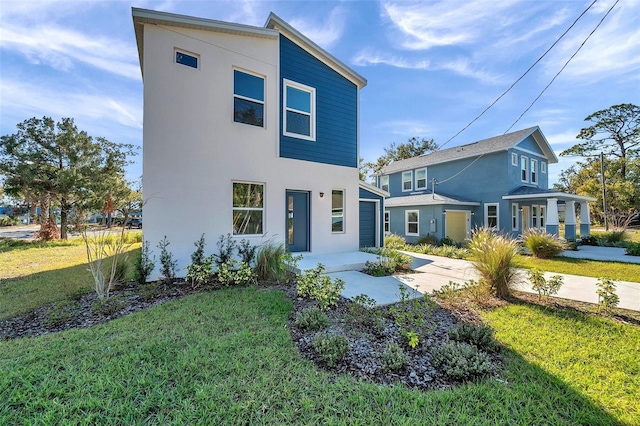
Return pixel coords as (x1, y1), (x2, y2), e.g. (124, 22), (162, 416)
(234, 69), (264, 127)
(511, 153), (518, 166)
(402, 171), (413, 192)
(283, 79), (315, 141)
(380, 175), (389, 192)
(416, 168), (427, 190)
(175, 49), (199, 69)
(521, 156), (529, 182)
(531, 159), (538, 184)
(541, 162), (547, 173)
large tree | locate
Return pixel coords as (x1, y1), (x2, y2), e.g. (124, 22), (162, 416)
(561, 103), (639, 179)
(0, 117), (135, 239)
(362, 137), (438, 180)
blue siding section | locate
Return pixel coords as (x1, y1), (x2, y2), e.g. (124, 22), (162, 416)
(517, 135), (544, 155)
(359, 187), (385, 247)
(279, 35), (358, 167)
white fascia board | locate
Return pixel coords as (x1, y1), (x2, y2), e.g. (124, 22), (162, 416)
(359, 181), (389, 198)
(386, 199), (480, 207)
(502, 193), (596, 202)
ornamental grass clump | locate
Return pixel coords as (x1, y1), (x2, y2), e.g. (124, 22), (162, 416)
(468, 228), (519, 298)
(522, 228), (568, 258)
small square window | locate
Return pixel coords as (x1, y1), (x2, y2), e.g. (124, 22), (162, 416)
(175, 50), (198, 68)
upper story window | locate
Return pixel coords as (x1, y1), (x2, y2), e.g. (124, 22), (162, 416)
(380, 175), (389, 192)
(175, 49), (198, 69)
(232, 182), (264, 235)
(541, 162), (547, 173)
(485, 203), (499, 229)
(402, 171), (413, 192)
(283, 79), (315, 141)
(511, 153), (518, 166)
(416, 168), (427, 190)
(234, 70), (264, 127)
(520, 156), (529, 182)
(332, 189), (344, 233)
(531, 159), (538, 184)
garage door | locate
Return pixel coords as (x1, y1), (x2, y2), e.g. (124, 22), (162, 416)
(359, 201), (376, 248)
(445, 211), (468, 243)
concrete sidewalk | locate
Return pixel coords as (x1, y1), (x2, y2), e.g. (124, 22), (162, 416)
(330, 251), (640, 311)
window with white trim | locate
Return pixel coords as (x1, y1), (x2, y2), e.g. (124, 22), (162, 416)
(331, 189), (344, 233)
(416, 168), (427, 190)
(512, 203), (519, 230)
(384, 211), (390, 233)
(283, 79), (315, 140)
(532, 205), (539, 228)
(511, 153), (518, 166)
(234, 69), (264, 127)
(541, 162), (547, 173)
(380, 175), (389, 192)
(175, 49), (198, 68)
(232, 182), (264, 235)
(539, 205), (546, 228)
(402, 171), (413, 192)
(521, 156), (529, 182)
(531, 159), (538, 184)
(406, 210), (419, 236)
(485, 203), (499, 229)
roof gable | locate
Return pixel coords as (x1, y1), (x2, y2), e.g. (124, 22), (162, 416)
(379, 126), (558, 175)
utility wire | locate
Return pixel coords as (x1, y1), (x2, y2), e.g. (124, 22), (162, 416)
(438, 0), (598, 151)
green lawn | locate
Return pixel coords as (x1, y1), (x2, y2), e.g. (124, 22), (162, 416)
(2, 287), (636, 425)
(514, 255), (640, 283)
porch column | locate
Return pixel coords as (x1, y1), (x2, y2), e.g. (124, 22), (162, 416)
(564, 201), (576, 240)
(580, 202), (591, 237)
(546, 198), (559, 235)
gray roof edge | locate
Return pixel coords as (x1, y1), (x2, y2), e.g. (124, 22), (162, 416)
(359, 181), (389, 198)
(264, 12), (367, 88)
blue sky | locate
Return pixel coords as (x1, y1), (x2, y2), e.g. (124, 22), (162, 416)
(1, 0), (639, 186)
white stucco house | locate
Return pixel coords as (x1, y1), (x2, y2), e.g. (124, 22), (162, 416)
(132, 8), (384, 278)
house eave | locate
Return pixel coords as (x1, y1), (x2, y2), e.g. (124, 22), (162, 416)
(359, 181), (389, 198)
(386, 198), (480, 207)
(502, 192), (596, 202)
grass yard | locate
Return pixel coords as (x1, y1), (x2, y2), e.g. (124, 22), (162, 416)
(2, 287), (636, 425)
(514, 255), (640, 283)
(0, 237), (141, 319)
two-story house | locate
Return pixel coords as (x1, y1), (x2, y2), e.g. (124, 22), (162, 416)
(133, 8), (385, 279)
(377, 127), (594, 243)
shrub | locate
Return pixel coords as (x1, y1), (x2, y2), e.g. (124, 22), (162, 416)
(91, 296), (126, 316)
(134, 241), (155, 285)
(295, 306), (330, 330)
(362, 247), (412, 272)
(438, 236), (457, 247)
(218, 260), (255, 286)
(412, 244), (469, 259)
(157, 236), (178, 283)
(381, 341), (408, 371)
(237, 239), (257, 265)
(522, 228), (568, 258)
(390, 285), (436, 344)
(296, 264), (345, 310)
(256, 241), (286, 282)
(596, 277), (619, 315)
(433, 279), (491, 304)
(362, 257), (395, 277)
(596, 230), (628, 247)
(625, 242), (640, 256)
(431, 342), (492, 381)
(348, 294), (379, 325)
(185, 234), (215, 288)
(214, 234), (237, 268)
(313, 332), (349, 367)
(580, 235), (599, 246)
(416, 234), (437, 246)
(468, 228), (519, 298)
(526, 268), (564, 301)
(384, 234), (407, 250)
(448, 322), (497, 352)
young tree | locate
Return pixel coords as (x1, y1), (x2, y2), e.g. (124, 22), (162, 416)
(0, 117), (136, 239)
(363, 137), (438, 176)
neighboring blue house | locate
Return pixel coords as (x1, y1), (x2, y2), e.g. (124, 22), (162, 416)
(376, 127), (594, 243)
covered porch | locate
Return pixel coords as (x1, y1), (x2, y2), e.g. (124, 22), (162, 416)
(503, 188), (596, 239)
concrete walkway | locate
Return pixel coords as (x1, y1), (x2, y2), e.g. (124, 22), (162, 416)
(328, 250), (640, 311)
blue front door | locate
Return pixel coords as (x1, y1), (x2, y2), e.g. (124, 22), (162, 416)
(286, 190), (309, 252)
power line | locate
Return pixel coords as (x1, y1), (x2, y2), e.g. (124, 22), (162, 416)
(438, 0), (598, 150)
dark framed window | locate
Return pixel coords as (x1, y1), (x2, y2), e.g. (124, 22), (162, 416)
(332, 190), (344, 232)
(176, 50), (198, 68)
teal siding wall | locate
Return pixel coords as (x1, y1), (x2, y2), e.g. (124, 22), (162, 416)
(279, 35), (358, 167)
(359, 187), (385, 246)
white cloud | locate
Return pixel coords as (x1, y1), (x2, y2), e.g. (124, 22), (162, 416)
(352, 49), (430, 69)
(288, 6), (346, 49)
(376, 120), (433, 137)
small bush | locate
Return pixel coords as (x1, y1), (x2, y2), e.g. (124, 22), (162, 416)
(296, 264), (345, 310)
(625, 242), (640, 256)
(348, 294), (379, 325)
(468, 228), (519, 298)
(448, 322), (497, 352)
(91, 297), (126, 316)
(255, 241), (301, 283)
(295, 306), (330, 330)
(412, 244), (469, 259)
(596, 277), (619, 315)
(112, 256), (130, 285)
(362, 258), (395, 277)
(579, 235), (599, 246)
(522, 228), (568, 258)
(416, 234), (437, 246)
(313, 332), (349, 367)
(433, 279), (491, 304)
(381, 341), (408, 371)
(596, 230), (628, 247)
(384, 234), (407, 250)
(526, 268), (564, 301)
(431, 342), (492, 381)
(45, 301), (78, 326)
(185, 234), (215, 288)
(218, 260), (255, 286)
(157, 236), (178, 283)
(237, 239), (258, 265)
(438, 236), (457, 247)
(134, 241), (155, 285)
(214, 234), (237, 268)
